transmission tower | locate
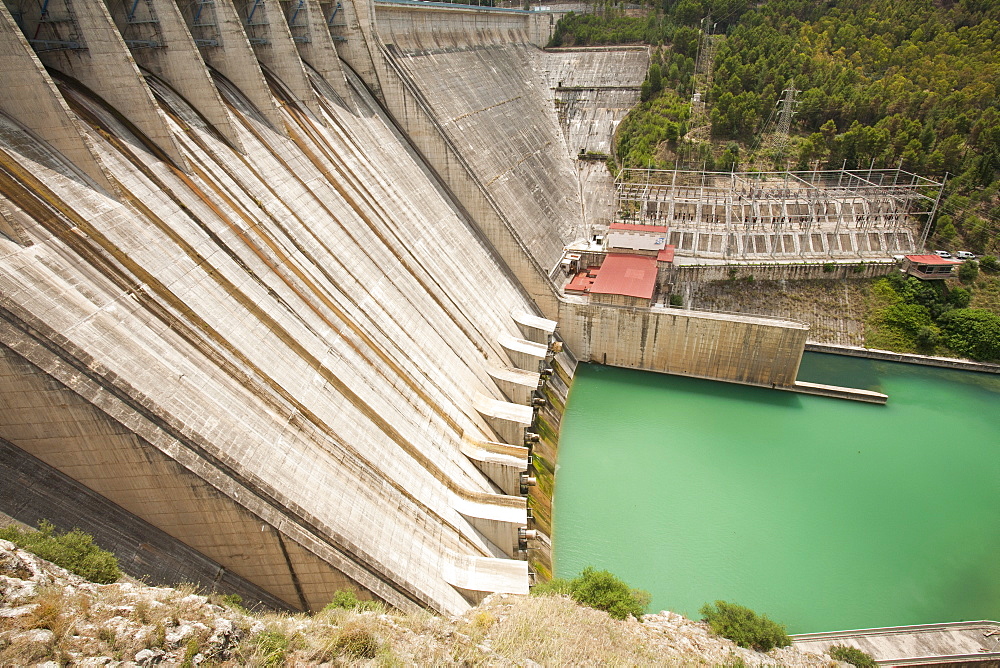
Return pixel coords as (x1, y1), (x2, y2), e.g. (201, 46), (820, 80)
(755, 80), (798, 169)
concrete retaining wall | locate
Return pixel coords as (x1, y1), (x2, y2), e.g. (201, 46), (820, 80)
(0, 435), (294, 612)
(558, 302), (809, 387)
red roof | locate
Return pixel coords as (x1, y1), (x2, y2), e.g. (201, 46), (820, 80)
(589, 254), (657, 299)
(657, 245), (675, 263)
(905, 254), (961, 265)
(609, 222), (668, 233)
(564, 270), (596, 294)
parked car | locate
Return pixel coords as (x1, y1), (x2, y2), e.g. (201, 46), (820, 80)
(934, 250), (953, 258)
(955, 251), (976, 260)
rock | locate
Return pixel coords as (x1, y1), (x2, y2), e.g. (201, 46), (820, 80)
(134, 648), (164, 666)
(166, 623), (196, 645)
(13, 628), (55, 644)
(0, 603), (38, 618)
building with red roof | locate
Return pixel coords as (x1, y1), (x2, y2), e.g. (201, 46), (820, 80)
(902, 254), (961, 280)
(588, 253), (658, 307)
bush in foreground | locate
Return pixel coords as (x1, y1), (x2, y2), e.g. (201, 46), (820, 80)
(323, 588), (382, 612)
(829, 644), (878, 667)
(0, 520), (121, 584)
(699, 600), (790, 652)
(534, 567), (650, 620)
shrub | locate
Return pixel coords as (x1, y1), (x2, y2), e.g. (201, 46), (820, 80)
(938, 308), (1000, 361)
(530, 577), (572, 596)
(253, 630), (289, 668)
(957, 259), (979, 284)
(323, 588), (380, 611)
(180, 637), (201, 668)
(332, 626), (379, 659)
(669, 294), (683, 307)
(699, 600), (791, 652)
(0, 521), (121, 584)
(980, 255), (999, 272)
(823, 262), (836, 273)
(568, 567), (650, 620)
(829, 644), (878, 667)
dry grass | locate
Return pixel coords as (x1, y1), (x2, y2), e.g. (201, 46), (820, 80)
(487, 595), (660, 666)
(969, 274), (1000, 312)
(1, 542), (835, 667)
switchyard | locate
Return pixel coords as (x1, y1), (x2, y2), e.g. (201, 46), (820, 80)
(615, 167), (945, 261)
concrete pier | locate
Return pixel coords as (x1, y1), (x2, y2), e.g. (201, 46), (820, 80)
(0, 4), (111, 191)
(789, 380), (888, 404)
(110, 0), (245, 151)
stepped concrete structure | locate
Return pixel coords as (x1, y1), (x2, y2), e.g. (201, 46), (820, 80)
(0, 0), (812, 614)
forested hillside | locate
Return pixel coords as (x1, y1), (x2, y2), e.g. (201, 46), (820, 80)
(555, 0), (1000, 254)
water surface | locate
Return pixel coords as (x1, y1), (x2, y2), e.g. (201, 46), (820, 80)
(553, 354), (1000, 632)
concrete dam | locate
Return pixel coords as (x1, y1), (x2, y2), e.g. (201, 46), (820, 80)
(0, 0), (810, 614)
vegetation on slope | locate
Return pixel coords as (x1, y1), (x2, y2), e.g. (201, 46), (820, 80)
(0, 520), (121, 584)
(700, 600), (792, 652)
(830, 643), (879, 668)
(554, 1), (999, 254)
(532, 566), (651, 620)
(864, 268), (1000, 361)
(0, 539), (833, 666)
(705, 0), (1000, 253)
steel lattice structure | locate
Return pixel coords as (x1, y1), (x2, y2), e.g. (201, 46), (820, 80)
(615, 168), (945, 259)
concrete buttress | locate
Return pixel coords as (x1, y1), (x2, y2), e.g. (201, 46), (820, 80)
(231, 0), (321, 118)
(175, 0), (285, 131)
(0, 4), (113, 192)
(10, 0), (187, 168)
(102, 0), (245, 152)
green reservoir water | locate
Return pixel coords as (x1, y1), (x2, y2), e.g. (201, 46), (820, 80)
(553, 353), (1000, 633)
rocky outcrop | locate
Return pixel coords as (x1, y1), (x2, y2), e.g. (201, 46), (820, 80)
(0, 541), (838, 666)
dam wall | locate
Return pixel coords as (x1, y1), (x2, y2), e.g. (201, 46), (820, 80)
(542, 46), (648, 233)
(559, 302), (809, 387)
(339, 3), (586, 317)
(0, 0), (575, 614)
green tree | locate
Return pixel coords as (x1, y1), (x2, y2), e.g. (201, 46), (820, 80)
(649, 63), (663, 96)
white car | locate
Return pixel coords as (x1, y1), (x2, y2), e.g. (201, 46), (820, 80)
(955, 251), (976, 260)
(934, 250), (952, 258)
